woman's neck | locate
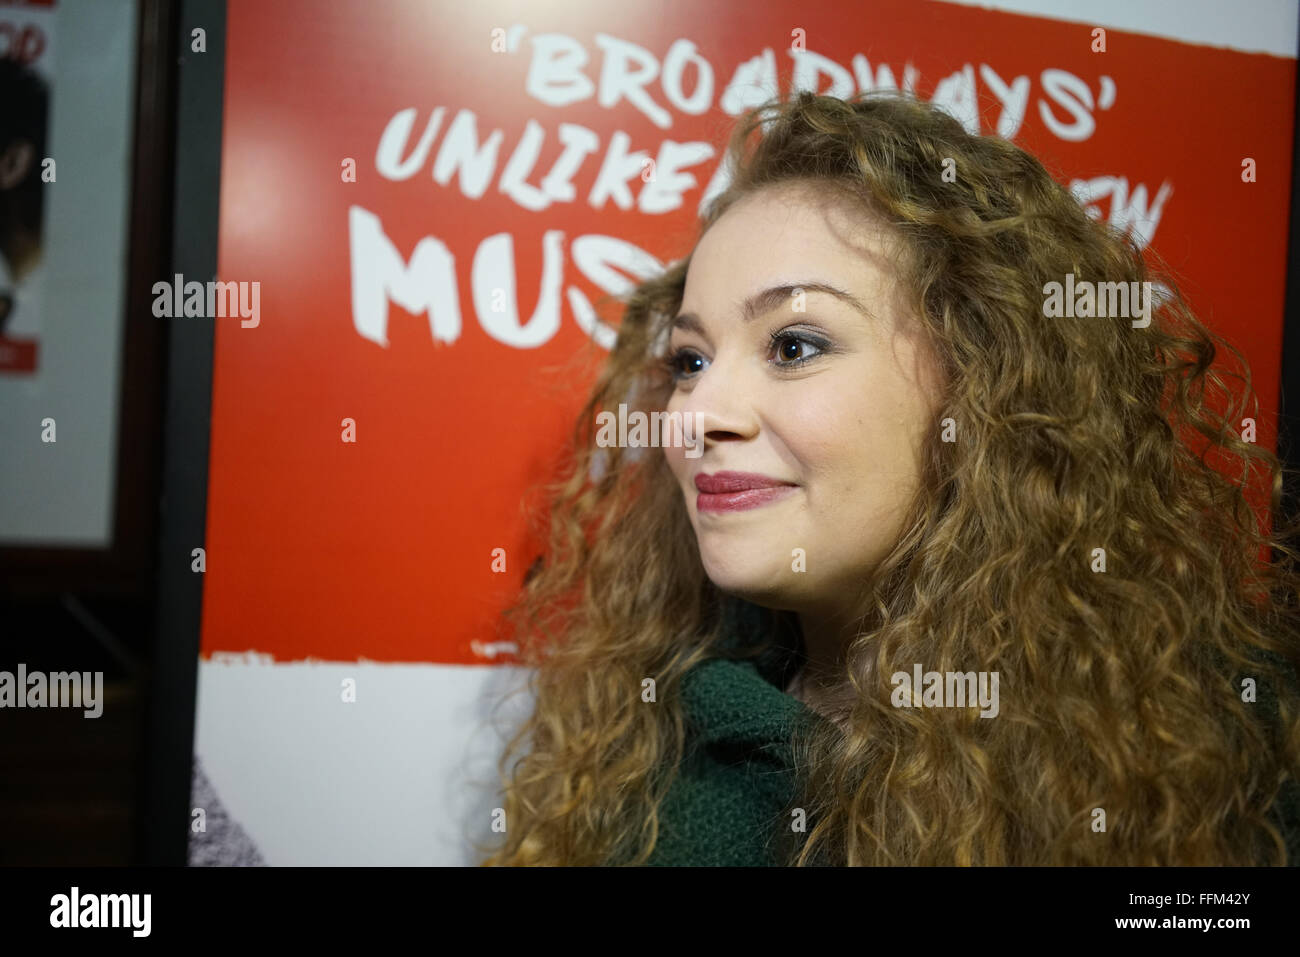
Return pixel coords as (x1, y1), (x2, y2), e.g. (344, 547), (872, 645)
(795, 606), (858, 683)
(789, 604), (872, 729)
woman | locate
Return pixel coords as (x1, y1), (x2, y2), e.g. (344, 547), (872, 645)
(478, 90), (1300, 866)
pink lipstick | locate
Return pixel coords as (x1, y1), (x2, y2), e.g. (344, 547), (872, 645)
(694, 471), (798, 513)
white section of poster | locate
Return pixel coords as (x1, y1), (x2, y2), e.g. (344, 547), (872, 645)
(935, 0), (1299, 57)
(192, 658), (534, 865)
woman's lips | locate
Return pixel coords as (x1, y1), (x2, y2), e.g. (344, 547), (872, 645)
(693, 471), (798, 513)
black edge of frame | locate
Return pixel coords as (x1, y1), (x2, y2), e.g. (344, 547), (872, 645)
(140, 0), (224, 866)
(1282, 12), (1300, 544)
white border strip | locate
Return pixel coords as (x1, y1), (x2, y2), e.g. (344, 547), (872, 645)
(933, 0), (1299, 58)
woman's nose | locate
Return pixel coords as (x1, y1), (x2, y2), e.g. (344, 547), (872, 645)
(677, 357), (759, 444)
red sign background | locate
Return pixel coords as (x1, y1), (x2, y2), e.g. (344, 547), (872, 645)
(203, 0), (1295, 664)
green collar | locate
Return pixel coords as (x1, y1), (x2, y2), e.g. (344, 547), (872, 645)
(681, 599), (834, 758)
(681, 656), (818, 751)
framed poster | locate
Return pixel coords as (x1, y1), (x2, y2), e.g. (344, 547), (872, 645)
(0, 0), (139, 549)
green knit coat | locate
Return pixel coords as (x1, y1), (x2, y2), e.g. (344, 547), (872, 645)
(635, 602), (1300, 866)
(639, 601), (824, 866)
(641, 629), (821, 866)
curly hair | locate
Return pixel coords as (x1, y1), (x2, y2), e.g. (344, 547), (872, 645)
(477, 90), (1300, 866)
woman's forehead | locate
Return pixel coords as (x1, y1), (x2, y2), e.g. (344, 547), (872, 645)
(683, 186), (902, 312)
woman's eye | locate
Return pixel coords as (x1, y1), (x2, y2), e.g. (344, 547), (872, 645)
(665, 347), (708, 381)
(770, 332), (826, 366)
(664, 332), (829, 382)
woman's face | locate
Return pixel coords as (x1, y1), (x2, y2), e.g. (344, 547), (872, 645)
(662, 180), (946, 619)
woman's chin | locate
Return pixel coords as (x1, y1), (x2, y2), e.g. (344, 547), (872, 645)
(701, 563), (802, 610)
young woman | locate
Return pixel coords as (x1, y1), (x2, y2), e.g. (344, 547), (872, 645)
(479, 90), (1300, 866)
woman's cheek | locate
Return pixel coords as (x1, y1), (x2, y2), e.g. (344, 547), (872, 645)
(661, 441), (688, 482)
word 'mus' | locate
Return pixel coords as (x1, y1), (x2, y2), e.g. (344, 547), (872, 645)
(152, 273), (260, 327)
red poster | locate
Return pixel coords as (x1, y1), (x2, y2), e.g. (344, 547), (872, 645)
(204, 0), (1293, 667)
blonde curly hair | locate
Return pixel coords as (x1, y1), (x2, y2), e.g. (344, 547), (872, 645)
(478, 90), (1300, 866)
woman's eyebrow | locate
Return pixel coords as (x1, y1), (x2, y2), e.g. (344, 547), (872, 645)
(671, 281), (873, 335)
